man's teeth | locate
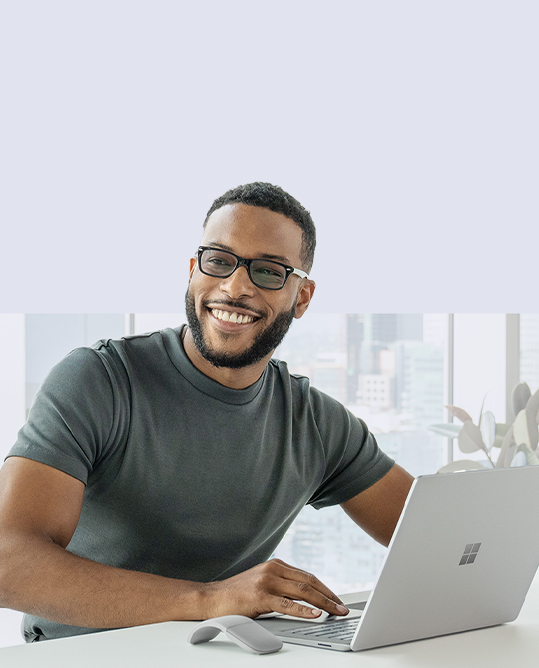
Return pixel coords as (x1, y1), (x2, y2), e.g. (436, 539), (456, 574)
(211, 309), (254, 324)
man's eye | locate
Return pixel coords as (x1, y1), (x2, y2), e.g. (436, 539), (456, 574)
(208, 257), (232, 267)
(256, 266), (284, 278)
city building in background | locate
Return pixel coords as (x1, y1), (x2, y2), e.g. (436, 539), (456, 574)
(273, 313), (447, 591)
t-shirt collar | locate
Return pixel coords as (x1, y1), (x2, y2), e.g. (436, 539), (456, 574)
(162, 325), (267, 405)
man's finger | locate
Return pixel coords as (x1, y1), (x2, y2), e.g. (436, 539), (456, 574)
(276, 580), (349, 616)
(271, 560), (346, 607)
(271, 595), (347, 619)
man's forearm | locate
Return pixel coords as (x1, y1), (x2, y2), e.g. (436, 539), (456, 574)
(0, 533), (208, 629)
(0, 534), (350, 630)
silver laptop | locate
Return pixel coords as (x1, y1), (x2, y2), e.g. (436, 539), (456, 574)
(258, 466), (539, 651)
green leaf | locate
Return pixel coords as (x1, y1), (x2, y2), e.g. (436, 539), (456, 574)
(478, 393), (488, 428)
(513, 409), (537, 450)
(512, 382), (531, 416)
(480, 411), (496, 451)
(525, 389), (539, 431)
(492, 423), (511, 448)
(458, 421), (487, 454)
(445, 405), (473, 423)
(496, 425), (515, 468)
(515, 443), (539, 467)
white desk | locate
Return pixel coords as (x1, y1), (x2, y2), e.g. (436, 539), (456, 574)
(2, 577), (538, 668)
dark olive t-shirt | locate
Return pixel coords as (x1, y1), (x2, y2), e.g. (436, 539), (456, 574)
(8, 326), (394, 641)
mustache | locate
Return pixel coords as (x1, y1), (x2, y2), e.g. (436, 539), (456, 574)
(202, 299), (266, 319)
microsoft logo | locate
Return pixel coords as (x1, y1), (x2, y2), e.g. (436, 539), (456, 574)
(459, 543), (481, 565)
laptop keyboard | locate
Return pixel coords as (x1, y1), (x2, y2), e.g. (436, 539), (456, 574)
(282, 617), (361, 642)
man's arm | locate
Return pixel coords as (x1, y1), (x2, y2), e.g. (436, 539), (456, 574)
(340, 464), (414, 547)
(0, 457), (348, 629)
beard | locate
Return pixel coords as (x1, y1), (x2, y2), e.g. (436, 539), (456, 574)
(184, 288), (296, 369)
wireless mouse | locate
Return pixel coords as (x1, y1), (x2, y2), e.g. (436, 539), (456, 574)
(187, 615), (283, 654)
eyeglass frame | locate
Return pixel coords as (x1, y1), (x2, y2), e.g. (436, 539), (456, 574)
(196, 246), (309, 290)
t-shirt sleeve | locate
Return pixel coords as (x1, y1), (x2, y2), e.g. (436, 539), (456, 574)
(6, 347), (124, 484)
(307, 388), (395, 509)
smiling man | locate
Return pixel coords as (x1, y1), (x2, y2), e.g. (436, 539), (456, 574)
(0, 183), (413, 642)
(184, 198), (315, 387)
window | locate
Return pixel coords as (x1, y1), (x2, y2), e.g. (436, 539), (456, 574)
(272, 313), (447, 591)
(520, 314), (539, 392)
(24, 315), (125, 417)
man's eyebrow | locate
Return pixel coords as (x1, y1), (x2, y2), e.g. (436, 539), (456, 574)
(206, 241), (292, 265)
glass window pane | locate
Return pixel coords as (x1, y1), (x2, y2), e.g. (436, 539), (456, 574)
(520, 314), (539, 392)
(0, 315), (25, 460)
(453, 314), (506, 423)
(452, 314), (506, 467)
(273, 313), (447, 591)
(132, 313), (185, 335)
(25, 314), (125, 414)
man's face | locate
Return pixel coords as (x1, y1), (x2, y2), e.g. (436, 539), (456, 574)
(185, 203), (313, 369)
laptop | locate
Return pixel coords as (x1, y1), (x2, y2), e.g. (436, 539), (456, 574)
(258, 466), (539, 651)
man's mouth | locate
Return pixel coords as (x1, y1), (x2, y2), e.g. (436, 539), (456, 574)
(210, 308), (256, 325)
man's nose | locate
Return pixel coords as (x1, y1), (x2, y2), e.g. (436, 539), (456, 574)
(219, 265), (257, 298)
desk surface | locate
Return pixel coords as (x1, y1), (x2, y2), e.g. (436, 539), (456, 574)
(2, 577), (538, 668)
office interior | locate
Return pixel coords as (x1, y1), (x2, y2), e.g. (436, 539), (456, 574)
(1, 312), (537, 648)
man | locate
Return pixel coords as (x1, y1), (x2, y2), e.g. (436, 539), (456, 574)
(0, 183), (413, 642)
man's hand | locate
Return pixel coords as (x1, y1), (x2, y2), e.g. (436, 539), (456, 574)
(202, 558), (349, 619)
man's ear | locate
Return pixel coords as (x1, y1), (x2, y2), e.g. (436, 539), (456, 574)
(294, 280), (316, 319)
(189, 257), (197, 282)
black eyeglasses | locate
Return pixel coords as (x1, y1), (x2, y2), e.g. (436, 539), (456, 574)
(196, 246), (309, 290)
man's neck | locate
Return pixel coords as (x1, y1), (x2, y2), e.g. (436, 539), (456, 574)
(181, 327), (270, 390)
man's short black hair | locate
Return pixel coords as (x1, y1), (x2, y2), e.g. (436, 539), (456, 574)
(204, 182), (316, 272)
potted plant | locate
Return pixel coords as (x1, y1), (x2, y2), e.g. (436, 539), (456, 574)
(428, 383), (539, 473)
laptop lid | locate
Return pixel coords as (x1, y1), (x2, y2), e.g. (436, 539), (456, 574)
(351, 466), (539, 650)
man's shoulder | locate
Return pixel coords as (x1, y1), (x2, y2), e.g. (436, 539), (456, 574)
(43, 329), (173, 393)
(91, 328), (167, 355)
(89, 327), (179, 367)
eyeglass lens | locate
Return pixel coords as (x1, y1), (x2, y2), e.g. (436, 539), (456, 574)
(200, 248), (287, 289)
